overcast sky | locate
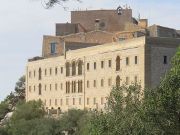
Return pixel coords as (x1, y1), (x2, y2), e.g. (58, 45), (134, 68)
(0, 0), (180, 101)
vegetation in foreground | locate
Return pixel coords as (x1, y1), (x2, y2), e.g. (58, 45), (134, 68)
(0, 47), (180, 135)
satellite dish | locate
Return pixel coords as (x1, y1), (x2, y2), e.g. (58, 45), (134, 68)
(117, 6), (123, 15)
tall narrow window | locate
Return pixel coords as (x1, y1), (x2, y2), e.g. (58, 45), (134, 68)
(135, 56), (138, 64)
(61, 83), (63, 90)
(50, 42), (56, 54)
(87, 80), (89, 88)
(66, 98), (69, 105)
(126, 57), (129, 66)
(55, 99), (57, 106)
(116, 56), (120, 71)
(45, 69), (47, 76)
(55, 67), (58, 75)
(39, 83), (42, 95)
(116, 76), (120, 86)
(49, 68), (52, 75)
(78, 80), (83, 93)
(78, 60), (83, 75)
(34, 70), (36, 77)
(29, 71), (31, 78)
(101, 61), (104, 69)
(163, 56), (167, 64)
(87, 63), (90, 71)
(74, 81), (76, 93)
(72, 61), (76, 76)
(72, 81), (74, 93)
(94, 62), (96, 70)
(49, 99), (51, 106)
(101, 97), (104, 105)
(108, 60), (112, 68)
(55, 83), (58, 91)
(94, 98), (96, 105)
(101, 79), (104, 87)
(61, 67), (63, 74)
(66, 62), (70, 76)
(93, 80), (96, 87)
(79, 98), (81, 105)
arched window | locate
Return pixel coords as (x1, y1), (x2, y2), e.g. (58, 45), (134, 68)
(38, 68), (42, 80)
(39, 83), (42, 95)
(78, 60), (83, 75)
(72, 61), (76, 76)
(116, 56), (120, 71)
(116, 76), (120, 86)
(66, 62), (70, 76)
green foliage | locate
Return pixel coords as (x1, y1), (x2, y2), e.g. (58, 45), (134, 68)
(0, 102), (10, 121)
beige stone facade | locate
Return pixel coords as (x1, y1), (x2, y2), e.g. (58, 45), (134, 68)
(26, 36), (180, 112)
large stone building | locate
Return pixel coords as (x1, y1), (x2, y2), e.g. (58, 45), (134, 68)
(26, 7), (180, 113)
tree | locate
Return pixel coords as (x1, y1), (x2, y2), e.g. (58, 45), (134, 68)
(0, 102), (10, 121)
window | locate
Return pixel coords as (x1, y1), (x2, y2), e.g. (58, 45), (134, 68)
(50, 68), (52, 75)
(87, 98), (89, 105)
(34, 70), (36, 77)
(39, 83), (42, 95)
(78, 60), (83, 75)
(45, 69), (47, 76)
(66, 82), (70, 94)
(87, 63), (90, 71)
(55, 99), (57, 106)
(134, 76), (138, 83)
(72, 61), (76, 76)
(116, 76), (120, 86)
(45, 85), (46, 91)
(101, 97), (104, 105)
(87, 80), (89, 88)
(34, 85), (36, 91)
(61, 67), (63, 74)
(60, 99), (63, 106)
(61, 83), (63, 90)
(38, 68), (42, 80)
(94, 98), (96, 105)
(29, 86), (31, 92)
(72, 81), (76, 93)
(73, 98), (75, 105)
(108, 78), (112, 86)
(94, 62), (96, 70)
(126, 57), (129, 66)
(49, 99), (51, 106)
(55, 83), (58, 90)
(101, 79), (104, 87)
(116, 56), (120, 71)
(50, 84), (52, 91)
(78, 80), (83, 93)
(79, 98), (81, 105)
(163, 56), (168, 64)
(126, 77), (129, 85)
(29, 72), (31, 78)
(55, 67), (58, 75)
(66, 62), (70, 76)
(135, 56), (138, 64)
(108, 60), (111, 67)
(50, 42), (56, 54)
(93, 80), (96, 87)
(101, 61), (104, 69)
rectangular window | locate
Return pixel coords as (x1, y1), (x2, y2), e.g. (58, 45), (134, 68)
(61, 67), (63, 74)
(87, 63), (90, 71)
(101, 79), (104, 87)
(49, 99), (51, 106)
(163, 56), (167, 64)
(50, 68), (52, 75)
(45, 69), (47, 76)
(60, 99), (63, 106)
(108, 78), (112, 86)
(55, 99), (57, 106)
(50, 84), (52, 91)
(126, 57), (129, 65)
(87, 98), (89, 105)
(50, 43), (56, 54)
(94, 62), (96, 70)
(94, 98), (96, 105)
(101, 61), (104, 69)
(87, 80), (89, 88)
(55, 67), (58, 75)
(79, 98), (81, 105)
(101, 97), (104, 105)
(61, 83), (63, 90)
(34, 70), (36, 77)
(108, 60), (112, 67)
(29, 86), (31, 92)
(135, 56), (138, 64)
(45, 85), (46, 91)
(126, 77), (129, 85)
(29, 72), (31, 78)
(93, 80), (96, 87)
(55, 83), (57, 90)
